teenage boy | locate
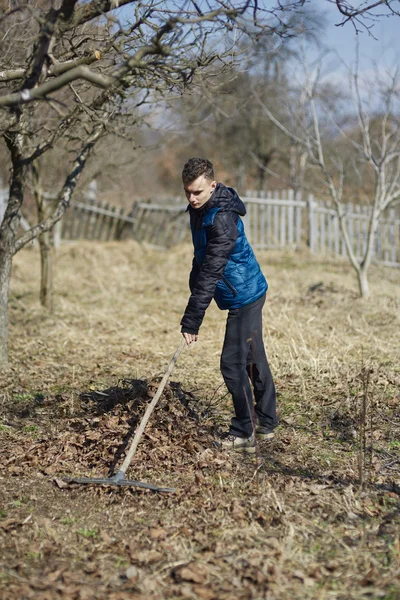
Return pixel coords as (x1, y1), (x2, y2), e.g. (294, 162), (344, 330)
(180, 157), (277, 453)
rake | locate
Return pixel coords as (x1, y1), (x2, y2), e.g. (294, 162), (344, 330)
(62, 339), (186, 493)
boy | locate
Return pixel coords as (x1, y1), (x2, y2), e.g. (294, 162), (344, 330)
(180, 157), (277, 453)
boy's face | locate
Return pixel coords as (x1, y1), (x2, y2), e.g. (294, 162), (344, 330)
(183, 174), (216, 209)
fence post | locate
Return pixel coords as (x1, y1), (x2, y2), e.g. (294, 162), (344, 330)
(389, 208), (396, 264)
(287, 189), (294, 246)
(53, 220), (62, 249)
(307, 193), (316, 252)
(86, 180), (97, 202)
(242, 200), (251, 243)
(295, 190), (302, 247)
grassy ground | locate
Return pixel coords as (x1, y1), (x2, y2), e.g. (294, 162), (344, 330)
(0, 241), (399, 600)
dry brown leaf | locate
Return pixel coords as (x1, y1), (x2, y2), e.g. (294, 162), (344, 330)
(149, 527), (167, 540)
(100, 530), (114, 545)
(230, 500), (245, 517)
(44, 569), (63, 583)
(129, 548), (163, 563)
(179, 585), (194, 598)
(179, 565), (205, 584)
(125, 565), (139, 579)
(359, 566), (378, 586)
(83, 562), (97, 574)
(79, 587), (97, 600)
(8, 466), (23, 475)
(192, 586), (215, 600)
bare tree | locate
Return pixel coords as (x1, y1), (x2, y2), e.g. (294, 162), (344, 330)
(252, 49), (400, 298)
(0, 0), (275, 366)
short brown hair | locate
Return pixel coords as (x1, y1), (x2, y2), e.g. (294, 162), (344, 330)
(182, 157), (214, 185)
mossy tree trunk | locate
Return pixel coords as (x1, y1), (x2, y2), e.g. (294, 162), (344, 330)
(33, 163), (55, 312)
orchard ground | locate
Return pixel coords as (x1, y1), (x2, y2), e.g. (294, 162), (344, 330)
(0, 241), (399, 600)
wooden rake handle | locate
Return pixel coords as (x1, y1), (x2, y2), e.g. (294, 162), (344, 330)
(118, 338), (186, 477)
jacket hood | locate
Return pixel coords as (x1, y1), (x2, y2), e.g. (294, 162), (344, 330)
(209, 183), (246, 216)
(188, 183), (246, 217)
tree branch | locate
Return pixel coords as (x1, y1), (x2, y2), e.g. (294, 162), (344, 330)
(0, 66), (114, 107)
(58, 0), (139, 32)
(13, 126), (104, 254)
(335, 0), (390, 19)
(0, 52), (102, 83)
(0, 18), (177, 108)
(251, 85), (306, 147)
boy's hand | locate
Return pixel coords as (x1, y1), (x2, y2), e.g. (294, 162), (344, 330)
(182, 332), (198, 346)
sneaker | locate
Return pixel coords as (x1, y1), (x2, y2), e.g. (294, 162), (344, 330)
(220, 433), (256, 453)
(255, 425), (275, 441)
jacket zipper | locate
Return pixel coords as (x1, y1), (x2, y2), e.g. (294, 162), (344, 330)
(221, 276), (238, 296)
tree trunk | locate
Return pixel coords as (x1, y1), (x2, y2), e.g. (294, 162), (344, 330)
(357, 266), (370, 299)
(39, 230), (54, 311)
(33, 165), (55, 312)
(0, 247), (13, 367)
(0, 132), (26, 366)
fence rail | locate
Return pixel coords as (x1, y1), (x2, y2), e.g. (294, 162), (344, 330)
(0, 186), (399, 266)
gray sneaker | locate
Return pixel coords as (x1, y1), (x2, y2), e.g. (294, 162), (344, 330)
(220, 433), (256, 453)
(255, 425), (275, 441)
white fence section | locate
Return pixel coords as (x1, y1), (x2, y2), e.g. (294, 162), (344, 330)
(242, 190), (400, 267)
(242, 190), (305, 249)
(306, 196), (400, 267)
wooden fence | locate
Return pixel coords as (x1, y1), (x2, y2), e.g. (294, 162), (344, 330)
(242, 190), (400, 267)
(242, 190), (304, 249)
(0, 188), (188, 248)
(129, 202), (189, 248)
(306, 197), (400, 267)
(1, 186), (399, 266)
(58, 200), (189, 248)
(61, 199), (136, 242)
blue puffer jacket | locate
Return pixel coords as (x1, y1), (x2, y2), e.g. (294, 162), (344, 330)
(181, 184), (267, 334)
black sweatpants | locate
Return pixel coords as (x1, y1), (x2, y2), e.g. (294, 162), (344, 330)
(220, 293), (277, 438)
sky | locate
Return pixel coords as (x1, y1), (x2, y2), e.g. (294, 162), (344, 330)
(312, 0), (400, 72)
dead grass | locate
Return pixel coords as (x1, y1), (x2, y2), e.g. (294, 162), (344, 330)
(0, 241), (399, 600)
